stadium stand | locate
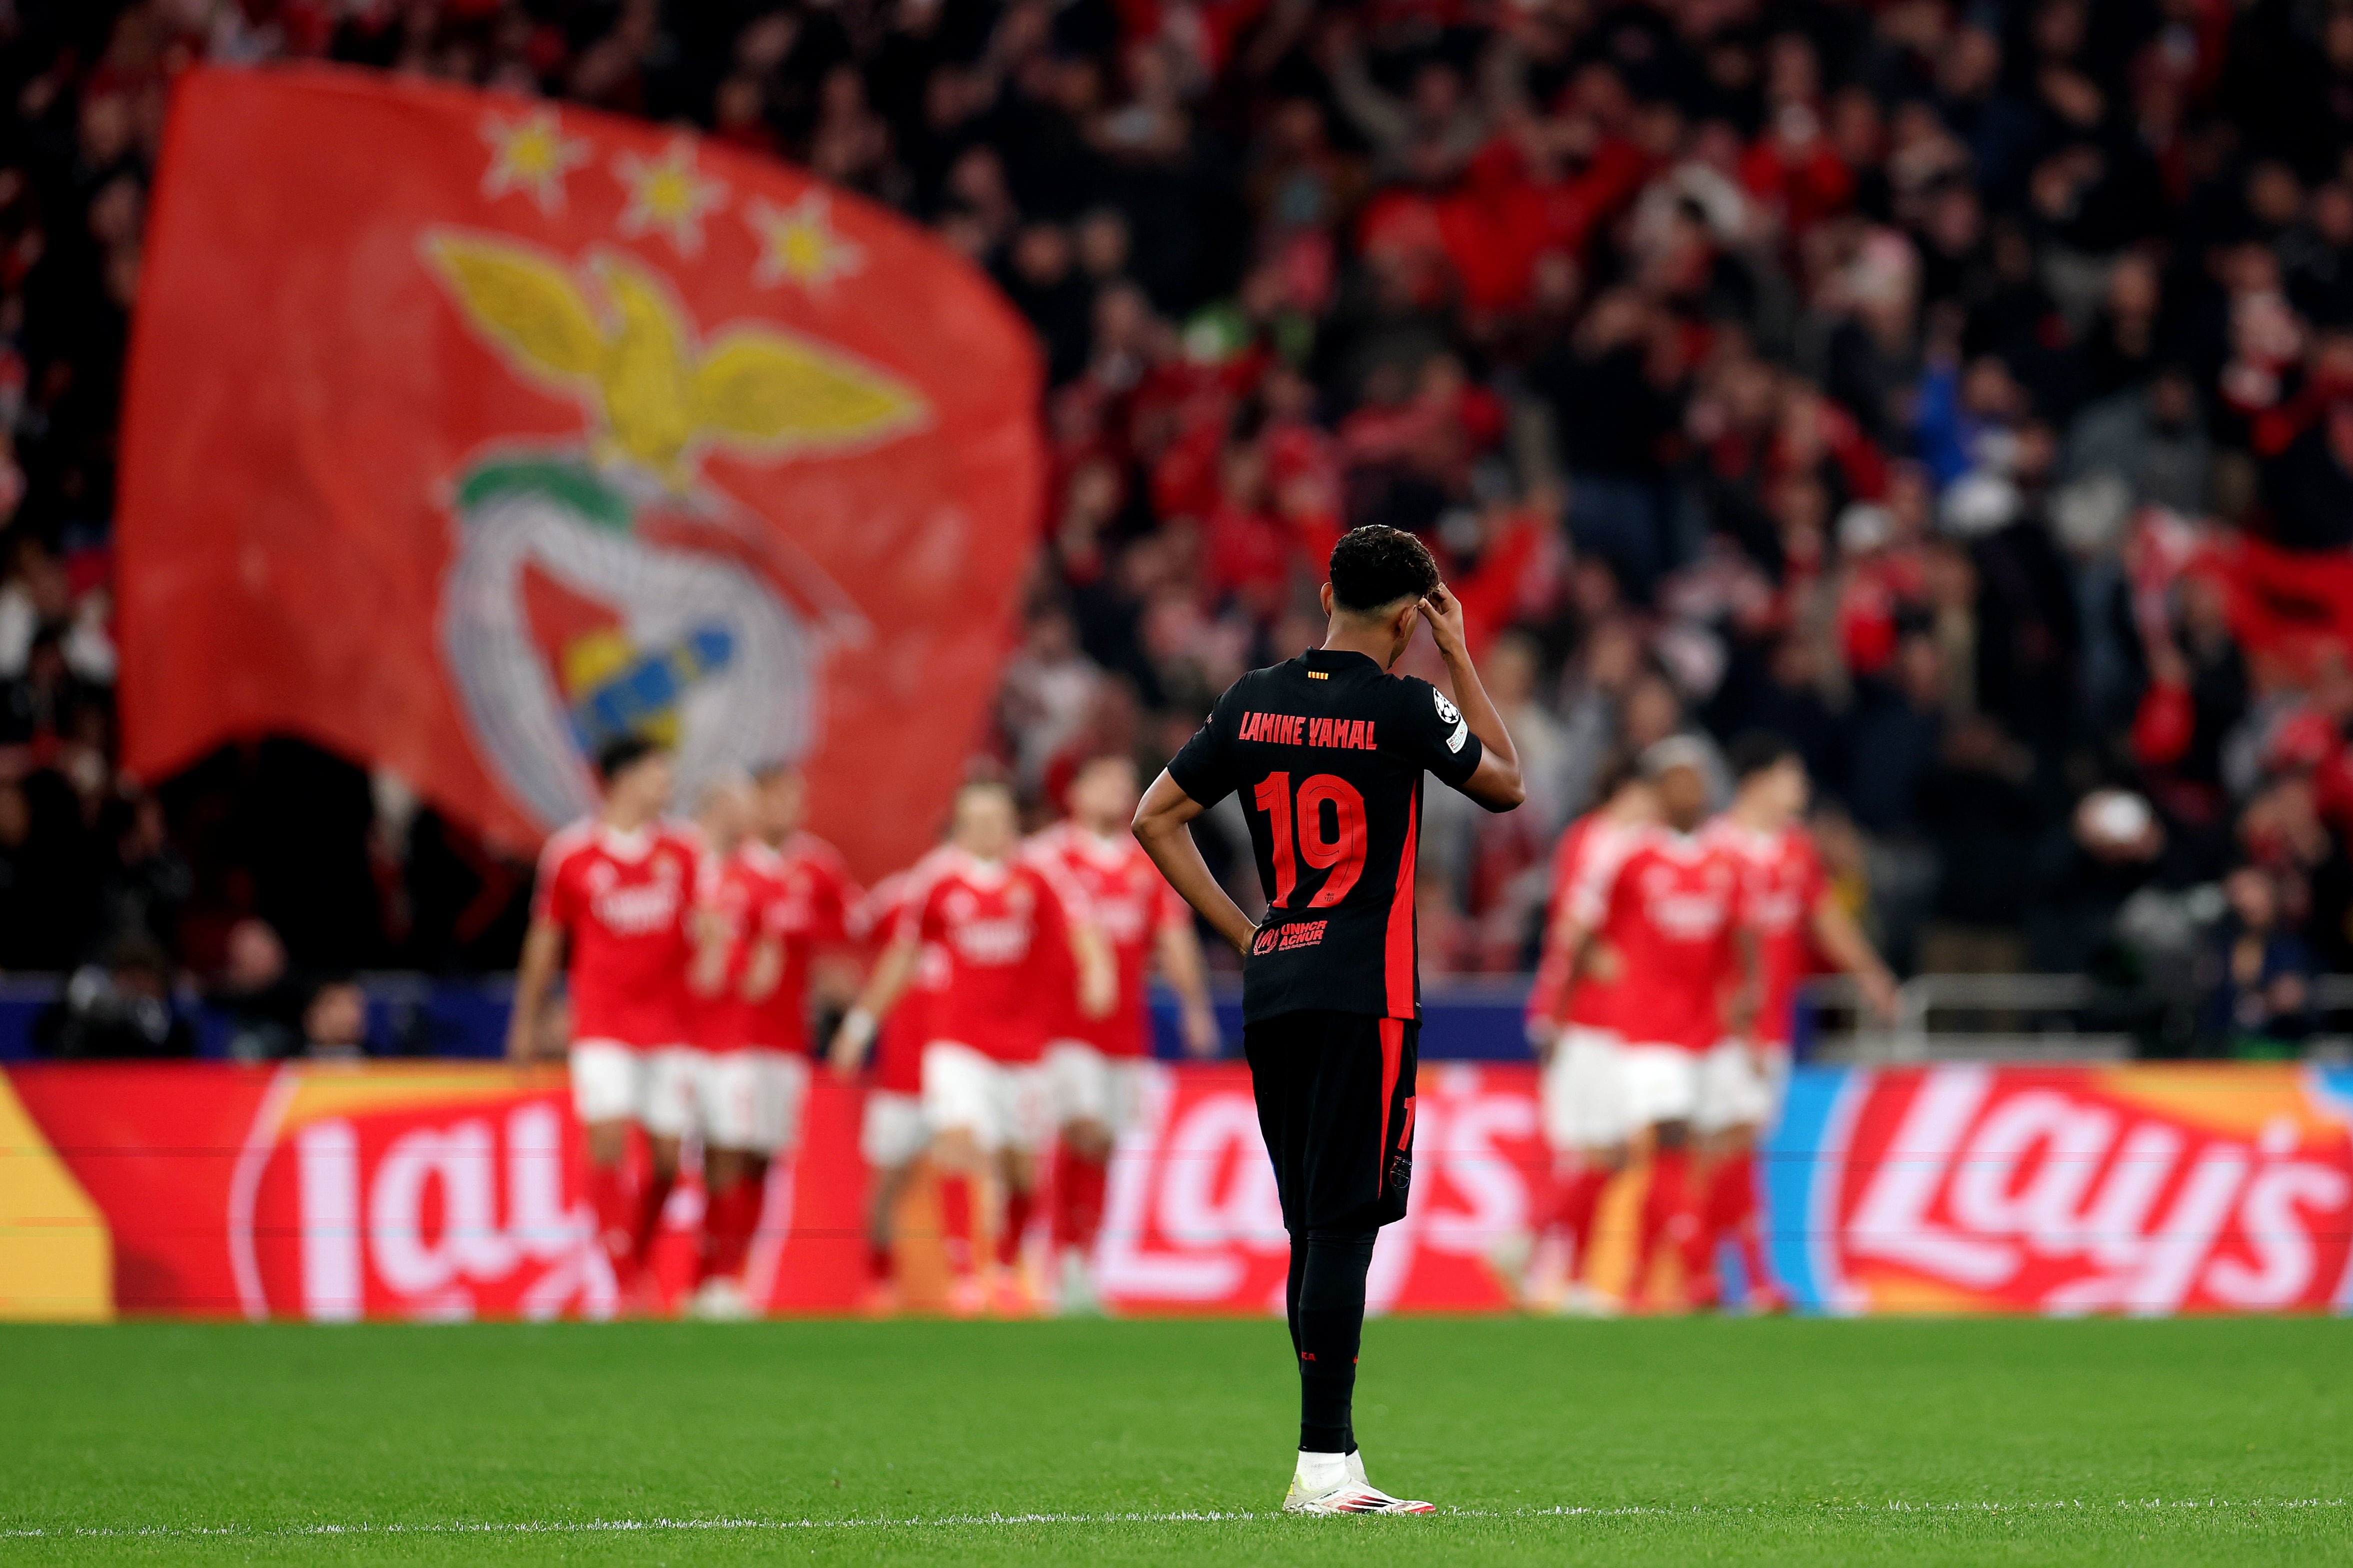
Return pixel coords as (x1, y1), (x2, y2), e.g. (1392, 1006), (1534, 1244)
(4, 0), (2353, 1063)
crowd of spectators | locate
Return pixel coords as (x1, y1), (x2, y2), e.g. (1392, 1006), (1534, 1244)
(10, 0), (2353, 1059)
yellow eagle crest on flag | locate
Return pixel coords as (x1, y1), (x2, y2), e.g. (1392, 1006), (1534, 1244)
(424, 230), (926, 489)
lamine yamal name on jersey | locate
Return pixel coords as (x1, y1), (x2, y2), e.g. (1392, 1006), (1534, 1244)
(1236, 711), (1380, 750)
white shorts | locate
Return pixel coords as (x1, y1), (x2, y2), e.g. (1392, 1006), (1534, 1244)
(920, 1041), (1048, 1154)
(569, 1041), (698, 1136)
(1540, 1026), (1628, 1150)
(1618, 1043), (1702, 1129)
(1042, 1041), (1145, 1133)
(860, 1089), (930, 1170)
(696, 1049), (810, 1154)
(1696, 1038), (1788, 1135)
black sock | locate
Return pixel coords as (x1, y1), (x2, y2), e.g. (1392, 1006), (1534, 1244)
(1294, 1227), (1376, 1454)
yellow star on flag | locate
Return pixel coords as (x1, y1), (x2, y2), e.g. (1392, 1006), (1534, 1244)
(748, 191), (864, 290)
(479, 108), (591, 215)
(613, 139), (729, 257)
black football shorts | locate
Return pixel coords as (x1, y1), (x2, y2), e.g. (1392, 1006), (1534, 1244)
(1242, 1009), (1419, 1234)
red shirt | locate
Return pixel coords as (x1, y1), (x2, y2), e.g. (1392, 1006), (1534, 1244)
(688, 841), (784, 1053)
(1026, 823), (1190, 1058)
(749, 832), (858, 1054)
(534, 820), (699, 1049)
(1570, 825), (1746, 1052)
(1528, 811), (1642, 1034)
(894, 848), (1088, 1063)
(1706, 819), (1825, 1046)
(859, 864), (948, 1095)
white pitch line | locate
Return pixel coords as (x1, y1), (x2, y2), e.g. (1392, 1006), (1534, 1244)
(2, 1498), (2342, 1541)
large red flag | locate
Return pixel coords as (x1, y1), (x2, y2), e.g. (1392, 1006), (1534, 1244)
(118, 66), (1042, 879)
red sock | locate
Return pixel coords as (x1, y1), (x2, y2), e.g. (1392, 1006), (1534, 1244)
(997, 1186), (1033, 1269)
(1711, 1154), (1772, 1296)
(866, 1241), (894, 1282)
(1556, 1166), (1610, 1281)
(1054, 1150), (1108, 1253)
(587, 1163), (634, 1276)
(1635, 1148), (1694, 1301)
(938, 1175), (974, 1277)
(1050, 1147), (1078, 1248)
(1678, 1162), (1721, 1296)
(632, 1167), (676, 1273)
(700, 1178), (760, 1284)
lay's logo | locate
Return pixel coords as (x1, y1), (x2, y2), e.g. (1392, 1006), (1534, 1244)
(1788, 1066), (2353, 1315)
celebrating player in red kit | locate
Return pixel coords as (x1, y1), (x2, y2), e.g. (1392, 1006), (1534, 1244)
(1693, 733), (1896, 1309)
(682, 771), (762, 1318)
(508, 735), (700, 1311)
(1550, 737), (1756, 1311)
(830, 780), (1115, 1314)
(1513, 757), (1655, 1314)
(1133, 526), (1523, 1515)
(1028, 754), (1221, 1313)
(838, 858), (951, 1312)
(684, 764), (858, 1319)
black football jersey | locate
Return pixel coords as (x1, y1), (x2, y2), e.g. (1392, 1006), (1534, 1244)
(1167, 647), (1486, 1024)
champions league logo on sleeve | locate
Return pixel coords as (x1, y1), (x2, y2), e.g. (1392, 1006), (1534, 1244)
(1432, 688), (1469, 753)
(424, 231), (922, 825)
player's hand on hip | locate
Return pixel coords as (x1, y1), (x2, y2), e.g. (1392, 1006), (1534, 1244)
(1418, 581), (1470, 656)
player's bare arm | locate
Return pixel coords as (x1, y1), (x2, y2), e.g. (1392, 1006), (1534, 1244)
(506, 918), (562, 1062)
(1132, 771), (1258, 957)
(740, 932), (784, 1004)
(1812, 893), (1900, 1020)
(1728, 924), (1763, 1049)
(686, 905), (732, 998)
(1416, 581), (1525, 813)
(1156, 917), (1222, 1057)
(1070, 922), (1118, 1018)
(828, 934), (920, 1077)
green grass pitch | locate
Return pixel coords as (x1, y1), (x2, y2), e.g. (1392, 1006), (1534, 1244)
(2, 1316), (2345, 1565)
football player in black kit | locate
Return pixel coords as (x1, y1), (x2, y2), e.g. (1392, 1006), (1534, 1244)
(1133, 525), (1524, 1514)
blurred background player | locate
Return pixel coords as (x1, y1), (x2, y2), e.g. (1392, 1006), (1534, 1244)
(1027, 754), (1221, 1314)
(684, 770), (760, 1318)
(1692, 735), (1896, 1312)
(508, 735), (699, 1312)
(838, 859), (950, 1313)
(832, 780), (1114, 1314)
(726, 764), (858, 1311)
(1552, 738), (1754, 1312)
(1509, 756), (1656, 1315)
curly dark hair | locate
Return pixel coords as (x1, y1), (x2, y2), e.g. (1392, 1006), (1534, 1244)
(1328, 525), (1440, 613)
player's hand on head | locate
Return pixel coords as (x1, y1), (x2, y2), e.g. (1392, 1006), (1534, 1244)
(1418, 581), (1468, 654)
